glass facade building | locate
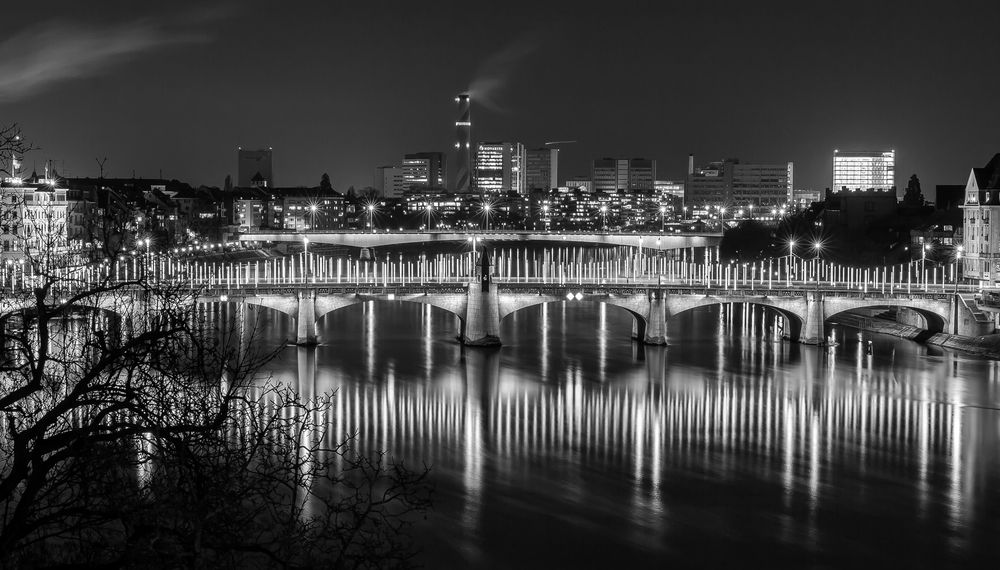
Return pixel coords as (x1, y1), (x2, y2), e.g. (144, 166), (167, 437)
(832, 150), (895, 193)
(475, 142), (525, 194)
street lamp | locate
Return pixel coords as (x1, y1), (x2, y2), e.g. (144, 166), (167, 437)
(659, 205), (665, 232)
(719, 207), (727, 230)
(367, 204), (376, 233)
(541, 204), (550, 231)
(309, 204), (318, 230)
(748, 204), (754, 219)
(303, 236), (310, 280)
(922, 243), (930, 286)
(425, 203), (434, 230)
(954, 245), (964, 293)
(813, 240), (823, 289)
(483, 202), (491, 231)
(600, 204), (607, 231)
(788, 239), (796, 285)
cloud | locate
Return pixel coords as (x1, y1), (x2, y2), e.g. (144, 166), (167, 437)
(468, 33), (543, 113)
(0, 18), (210, 102)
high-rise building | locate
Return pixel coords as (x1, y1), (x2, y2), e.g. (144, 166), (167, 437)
(475, 142), (526, 194)
(373, 165), (405, 198)
(592, 158), (656, 192)
(961, 153), (1000, 287)
(686, 155), (793, 207)
(402, 152), (447, 189)
(455, 94), (472, 193)
(628, 159), (656, 191)
(832, 150), (895, 193)
(525, 147), (559, 190)
(237, 148), (273, 188)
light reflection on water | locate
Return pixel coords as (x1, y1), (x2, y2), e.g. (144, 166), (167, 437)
(232, 301), (1000, 568)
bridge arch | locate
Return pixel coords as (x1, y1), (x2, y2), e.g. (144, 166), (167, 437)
(498, 293), (652, 341)
(825, 304), (946, 334)
(665, 295), (808, 341)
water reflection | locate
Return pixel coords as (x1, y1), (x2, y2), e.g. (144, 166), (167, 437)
(243, 301), (1000, 567)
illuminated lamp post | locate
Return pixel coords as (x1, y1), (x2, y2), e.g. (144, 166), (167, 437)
(483, 202), (491, 231)
(600, 204), (607, 231)
(954, 245), (963, 293)
(309, 204), (318, 230)
(659, 205), (665, 232)
(425, 203), (434, 230)
(813, 240), (823, 290)
(542, 204), (550, 232)
(367, 204), (376, 233)
(787, 239), (796, 286)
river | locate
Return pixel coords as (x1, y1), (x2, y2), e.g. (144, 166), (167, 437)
(248, 299), (1000, 568)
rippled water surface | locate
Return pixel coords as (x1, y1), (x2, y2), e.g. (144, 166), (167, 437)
(247, 301), (1000, 568)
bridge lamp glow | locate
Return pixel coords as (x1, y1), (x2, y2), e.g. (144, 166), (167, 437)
(566, 292), (574, 301)
(574, 292), (583, 300)
(220, 294), (228, 302)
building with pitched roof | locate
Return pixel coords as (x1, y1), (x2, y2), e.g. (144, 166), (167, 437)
(961, 153), (1000, 287)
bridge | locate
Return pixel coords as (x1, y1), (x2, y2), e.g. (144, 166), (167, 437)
(238, 229), (721, 251)
(3, 249), (988, 348)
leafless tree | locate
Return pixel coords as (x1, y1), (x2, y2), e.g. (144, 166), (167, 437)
(0, 125), (431, 569)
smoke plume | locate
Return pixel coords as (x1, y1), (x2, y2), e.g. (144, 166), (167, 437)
(0, 15), (214, 102)
(468, 33), (543, 113)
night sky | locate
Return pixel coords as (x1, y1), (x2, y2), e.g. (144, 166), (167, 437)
(3, 1), (999, 196)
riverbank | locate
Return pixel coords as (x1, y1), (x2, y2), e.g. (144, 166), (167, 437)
(831, 312), (1000, 359)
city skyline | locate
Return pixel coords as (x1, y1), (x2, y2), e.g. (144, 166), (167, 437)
(2, 2), (999, 194)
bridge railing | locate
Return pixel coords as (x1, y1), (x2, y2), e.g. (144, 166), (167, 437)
(0, 249), (974, 297)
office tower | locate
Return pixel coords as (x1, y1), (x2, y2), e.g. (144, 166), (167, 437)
(686, 155), (793, 207)
(237, 147), (273, 188)
(402, 152), (447, 189)
(455, 94), (472, 193)
(592, 158), (628, 191)
(373, 165), (405, 198)
(832, 150), (895, 193)
(627, 158), (656, 191)
(592, 158), (656, 192)
(475, 142), (526, 194)
(525, 147), (559, 190)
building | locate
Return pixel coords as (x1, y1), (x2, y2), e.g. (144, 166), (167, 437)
(455, 94), (472, 193)
(565, 177), (592, 193)
(373, 165), (405, 198)
(627, 159), (656, 191)
(591, 158), (656, 192)
(792, 188), (822, 209)
(961, 153), (1000, 287)
(686, 155), (793, 208)
(475, 142), (526, 195)
(832, 150), (895, 193)
(1, 174), (79, 259)
(237, 148), (273, 188)
(402, 152), (447, 189)
(525, 147), (559, 191)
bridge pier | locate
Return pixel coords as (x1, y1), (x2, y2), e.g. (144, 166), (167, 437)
(643, 294), (668, 345)
(461, 282), (501, 347)
(799, 291), (825, 345)
(296, 290), (318, 346)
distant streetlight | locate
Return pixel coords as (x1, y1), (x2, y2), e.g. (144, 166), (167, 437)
(541, 204), (550, 231)
(483, 202), (492, 231)
(309, 204), (318, 230)
(600, 204), (608, 231)
(954, 245), (964, 293)
(367, 204), (376, 233)
(425, 203), (434, 230)
(659, 205), (665, 232)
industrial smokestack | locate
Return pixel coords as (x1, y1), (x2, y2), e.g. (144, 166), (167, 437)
(455, 93), (472, 193)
